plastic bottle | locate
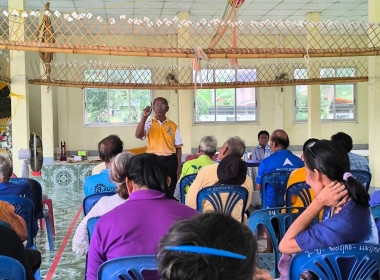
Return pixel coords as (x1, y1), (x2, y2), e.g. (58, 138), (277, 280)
(265, 145), (271, 158)
(243, 148), (248, 162)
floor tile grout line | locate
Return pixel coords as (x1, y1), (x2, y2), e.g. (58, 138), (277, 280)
(45, 206), (83, 280)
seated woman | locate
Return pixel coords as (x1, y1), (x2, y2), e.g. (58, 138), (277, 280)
(0, 225), (40, 280)
(86, 153), (198, 280)
(157, 212), (273, 280)
(72, 152), (134, 254)
(278, 140), (378, 279)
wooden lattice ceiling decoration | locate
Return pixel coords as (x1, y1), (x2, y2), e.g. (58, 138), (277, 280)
(1, 6), (380, 58)
(28, 58), (367, 89)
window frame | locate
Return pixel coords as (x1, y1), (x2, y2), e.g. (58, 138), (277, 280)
(83, 69), (153, 127)
(192, 68), (258, 125)
(293, 67), (357, 123)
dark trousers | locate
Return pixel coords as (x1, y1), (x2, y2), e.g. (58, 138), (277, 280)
(158, 154), (178, 198)
(25, 248), (41, 274)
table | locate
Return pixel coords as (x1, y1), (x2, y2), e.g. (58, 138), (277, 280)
(33, 161), (98, 189)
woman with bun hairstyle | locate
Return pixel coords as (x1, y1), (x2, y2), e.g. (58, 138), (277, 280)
(279, 140), (378, 279)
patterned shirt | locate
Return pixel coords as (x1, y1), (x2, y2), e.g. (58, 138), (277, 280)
(83, 169), (117, 197)
(144, 117), (183, 156)
(348, 152), (370, 172)
(179, 155), (215, 180)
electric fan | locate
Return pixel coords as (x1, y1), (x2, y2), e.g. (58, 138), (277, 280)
(18, 133), (43, 177)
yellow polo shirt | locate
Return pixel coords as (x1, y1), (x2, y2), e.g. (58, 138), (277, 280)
(144, 117), (183, 156)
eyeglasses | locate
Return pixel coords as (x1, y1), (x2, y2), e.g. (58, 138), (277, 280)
(153, 104), (168, 109)
(306, 141), (326, 173)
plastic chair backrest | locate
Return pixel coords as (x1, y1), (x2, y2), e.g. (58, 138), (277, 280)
(0, 255), (26, 280)
(87, 216), (100, 241)
(196, 185), (248, 223)
(261, 171), (292, 208)
(0, 196), (35, 248)
(289, 243), (380, 280)
(179, 174), (197, 204)
(97, 255), (158, 280)
(10, 178), (43, 218)
(248, 207), (305, 277)
(83, 192), (114, 215)
(285, 181), (313, 208)
(351, 170), (371, 191)
(10, 178), (54, 251)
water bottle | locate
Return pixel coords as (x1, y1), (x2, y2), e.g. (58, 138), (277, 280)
(265, 145), (271, 158)
(243, 148), (248, 162)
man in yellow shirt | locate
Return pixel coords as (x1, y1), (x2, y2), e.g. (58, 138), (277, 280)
(135, 97), (183, 197)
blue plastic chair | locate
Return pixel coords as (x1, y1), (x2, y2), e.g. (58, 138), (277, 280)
(261, 171), (292, 208)
(351, 170), (371, 191)
(0, 196), (35, 249)
(285, 181), (313, 208)
(0, 255), (26, 280)
(97, 255), (158, 280)
(83, 192), (114, 216)
(196, 185), (248, 222)
(372, 204), (380, 219)
(10, 178), (54, 251)
(248, 207), (306, 277)
(179, 173), (197, 204)
(289, 243), (380, 280)
(87, 216), (100, 241)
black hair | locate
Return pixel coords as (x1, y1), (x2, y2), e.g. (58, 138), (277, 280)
(257, 130), (269, 139)
(126, 153), (172, 198)
(98, 135), (124, 163)
(302, 138), (318, 152)
(331, 132), (353, 153)
(157, 212), (257, 280)
(303, 140), (369, 208)
(153, 97), (169, 106)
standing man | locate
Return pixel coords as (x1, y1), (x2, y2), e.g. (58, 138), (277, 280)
(135, 97), (183, 197)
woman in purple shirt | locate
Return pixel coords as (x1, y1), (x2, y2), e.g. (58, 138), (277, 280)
(278, 140), (378, 279)
(86, 153), (198, 280)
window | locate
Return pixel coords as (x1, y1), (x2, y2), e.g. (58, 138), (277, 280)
(84, 70), (152, 125)
(194, 69), (257, 123)
(294, 68), (356, 121)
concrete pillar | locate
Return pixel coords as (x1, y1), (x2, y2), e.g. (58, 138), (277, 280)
(56, 53), (68, 148)
(274, 87), (284, 129)
(306, 12), (321, 139)
(9, 0), (30, 176)
(177, 11), (192, 155)
(41, 83), (54, 164)
(368, 0), (380, 187)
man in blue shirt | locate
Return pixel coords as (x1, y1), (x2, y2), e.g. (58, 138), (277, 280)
(256, 129), (304, 207)
(84, 135), (123, 196)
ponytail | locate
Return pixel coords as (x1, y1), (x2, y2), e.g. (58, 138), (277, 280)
(344, 176), (370, 208)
